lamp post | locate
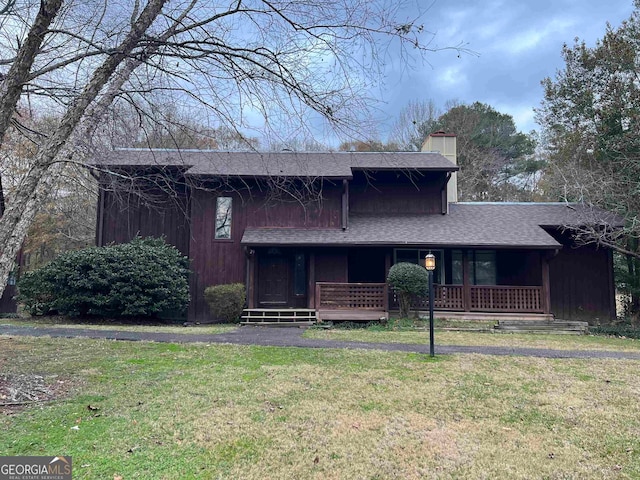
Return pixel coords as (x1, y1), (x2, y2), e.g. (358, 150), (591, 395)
(424, 253), (436, 357)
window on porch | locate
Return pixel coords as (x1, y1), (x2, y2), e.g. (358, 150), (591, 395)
(451, 249), (497, 285)
(394, 249), (444, 284)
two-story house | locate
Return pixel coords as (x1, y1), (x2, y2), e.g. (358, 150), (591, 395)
(94, 132), (618, 324)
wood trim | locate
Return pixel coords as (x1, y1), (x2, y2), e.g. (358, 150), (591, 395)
(541, 252), (551, 314)
(607, 248), (616, 320)
(441, 173), (451, 215)
(308, 252), (316, 309)
(462, 249), (471, 312)
(383, 283), (389, 312)
(247, 249), (256, 308)
(341, 179), (349, 230)
(384, 251), (391, 279)
(96, 187), (105, 247)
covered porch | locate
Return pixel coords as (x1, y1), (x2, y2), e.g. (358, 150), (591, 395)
(243, 245), (554, 323)
(315, 282), (552, 322)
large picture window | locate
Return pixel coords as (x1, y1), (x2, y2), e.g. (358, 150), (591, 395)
(215, 197), (232, 239)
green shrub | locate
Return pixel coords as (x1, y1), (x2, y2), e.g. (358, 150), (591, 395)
(591, 321), (640, 339)
(18, 237), (189, 318)
(387, 262), (429, 318)
(204, 283), (246, 323)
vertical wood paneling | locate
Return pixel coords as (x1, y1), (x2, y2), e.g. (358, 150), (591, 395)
(549, 231), (615, 323)
(349, 171), (445, 214)
(101, 190), (190, 256)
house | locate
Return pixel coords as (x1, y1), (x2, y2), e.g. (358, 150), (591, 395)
(94, 133), (618, 324)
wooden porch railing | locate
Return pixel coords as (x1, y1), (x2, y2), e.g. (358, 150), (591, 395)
(470, 285), (542, 313)
(390, 284), (544, 313)
(400, 285), (465, 311)
(316, 282), (388, 311)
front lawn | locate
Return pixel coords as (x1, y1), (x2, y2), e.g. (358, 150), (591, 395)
(304, 327), (640, 352)
(0, 316), (237, 335)
(1, 336), (639, 479)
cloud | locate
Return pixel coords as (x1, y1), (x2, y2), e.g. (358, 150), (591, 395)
(500, 18), (577, 55)
(434, 64), (468, 91)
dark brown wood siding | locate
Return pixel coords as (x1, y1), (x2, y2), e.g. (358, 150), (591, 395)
(245, 180), (342, 228)
(188, 180), (343, 321)
(349, 171), (445, 215)
(548, 230), (615, 323)
(100, 189), (190, 256)
(188, 188), (247, 321)
(314, 248), (349, 283)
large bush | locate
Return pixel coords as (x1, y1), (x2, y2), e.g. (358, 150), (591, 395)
(204, 283), (246, 323)
(18, 237), (189, 318)
(387, 262), (429, 318)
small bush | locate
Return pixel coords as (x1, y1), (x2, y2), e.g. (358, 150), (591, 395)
(18, 237), (189, 318)
(204, 283), (246, 323)
(387, 262), (429, 318)
(591, 321), (640, 339)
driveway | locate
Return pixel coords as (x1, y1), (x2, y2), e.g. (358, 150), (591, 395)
(1, 324), (639, 360)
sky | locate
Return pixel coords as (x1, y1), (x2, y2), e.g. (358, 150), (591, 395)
(371, 0), (635, 140)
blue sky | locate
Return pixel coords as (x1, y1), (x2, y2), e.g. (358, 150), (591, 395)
(373, 0), (635, 139)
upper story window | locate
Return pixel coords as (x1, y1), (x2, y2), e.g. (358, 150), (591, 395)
(215, 197), (232, 239)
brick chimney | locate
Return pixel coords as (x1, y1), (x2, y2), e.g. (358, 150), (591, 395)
(421, 131), (457, 203)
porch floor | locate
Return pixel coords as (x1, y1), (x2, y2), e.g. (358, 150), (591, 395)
(317, 309), (388, 322)
(416, 311), (555, 322)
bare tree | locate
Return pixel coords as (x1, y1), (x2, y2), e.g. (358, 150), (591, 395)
(0, 0), (470, 296)
(389, 99), (442, 151)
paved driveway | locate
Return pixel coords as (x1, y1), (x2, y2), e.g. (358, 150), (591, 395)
(1, 324), (639, 360)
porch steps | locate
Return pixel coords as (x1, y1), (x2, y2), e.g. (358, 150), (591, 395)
(240, 308), (317, 326)
(494, 320), (589, 335)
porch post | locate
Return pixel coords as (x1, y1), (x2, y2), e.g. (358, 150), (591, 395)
(541, 252), (551, 314)
(308, 252), (316, 309)
(247, 249), (256, 309)
(462, 249), (471, 312)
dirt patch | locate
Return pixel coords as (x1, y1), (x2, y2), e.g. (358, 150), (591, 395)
(0, 373), (72, 415)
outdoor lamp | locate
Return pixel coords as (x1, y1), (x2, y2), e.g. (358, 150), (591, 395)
(424, 252), (436, 357)
(424, 252), (436, 271)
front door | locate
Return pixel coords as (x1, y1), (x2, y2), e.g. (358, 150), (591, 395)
(258, 254), (289, 306)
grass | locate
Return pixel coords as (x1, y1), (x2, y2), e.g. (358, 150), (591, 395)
(304, 318), (640, 352)
(1, 335), (640, 479)
(0, 316), (237, 335)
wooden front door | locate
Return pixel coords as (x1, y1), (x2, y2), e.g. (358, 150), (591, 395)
(258, 254), (290, 306)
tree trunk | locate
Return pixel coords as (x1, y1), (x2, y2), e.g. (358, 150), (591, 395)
(0, 0), (64, 147)
(0, 0), (168, 295)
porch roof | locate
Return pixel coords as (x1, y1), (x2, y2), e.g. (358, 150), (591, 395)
(241, 203), (619, 249)
(96, 150), (458, 178)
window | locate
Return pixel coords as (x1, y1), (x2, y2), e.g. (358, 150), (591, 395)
(472, 250), (496, 285)
(451, 250), (463, 285)
(393, 249), (444, 284)
(215, 197), (232, 239)
(450, 249), (497, 285)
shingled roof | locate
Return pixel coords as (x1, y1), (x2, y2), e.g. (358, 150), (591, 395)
(241, 203), (621, 249)
(96, 149), (458, 178)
